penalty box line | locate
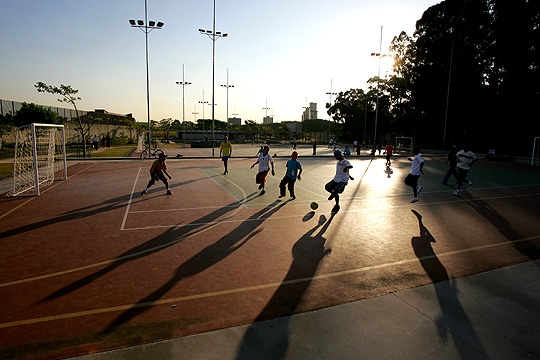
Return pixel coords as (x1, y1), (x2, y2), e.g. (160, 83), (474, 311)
(121, 167), (249, 231)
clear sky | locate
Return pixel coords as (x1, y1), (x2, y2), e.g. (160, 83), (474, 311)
(0, 0), (441, 124)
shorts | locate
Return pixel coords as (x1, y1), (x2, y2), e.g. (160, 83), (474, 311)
(404, 174), (420, 187)
(222, 156), (229, 162)
(325, 180), (347, 194)
(256, 170), (269, 184)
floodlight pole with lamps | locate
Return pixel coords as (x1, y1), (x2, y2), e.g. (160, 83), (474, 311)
(176, 64), (191, 148)
(326, 78), (337, 143)
(129, 0), (164, 150)
(369, 26), (384, 150)
(263, 98), (270, 119)
(199, 90), (208, 137)
(199, 0), (228, 156)
(220, 68), (234, 137)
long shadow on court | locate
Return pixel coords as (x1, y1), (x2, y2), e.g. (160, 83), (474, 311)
(102, 198), (289, 332)
(41, 194), (256, 303)
(462, 194), (540, 261)
(0, 177), (206, 240)
(235, 213), (334, 360)
(411, 210), (486, 358)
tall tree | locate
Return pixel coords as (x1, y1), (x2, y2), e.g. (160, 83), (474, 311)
(35, 82), (92, 157)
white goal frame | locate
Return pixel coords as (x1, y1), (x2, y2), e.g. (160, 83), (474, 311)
(395, 136), (414, 153)
(8, 123), (67, 197)
(532, 137), (540, 167)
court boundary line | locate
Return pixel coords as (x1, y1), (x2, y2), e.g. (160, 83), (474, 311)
(118, 189), (540, 231)
(120, 167), (142, 231)
(1, 189), (539, 288)
(200, 168), (249, 209)
(1, 234), (539, 330)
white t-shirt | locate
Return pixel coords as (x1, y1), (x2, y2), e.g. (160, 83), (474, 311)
(457, 150), (477, 170)
(409, 154), (424, 175)
(334, 158), (351, 183)
(257, 153), (274, 172)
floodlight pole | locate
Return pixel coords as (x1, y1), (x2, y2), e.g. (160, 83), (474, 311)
(176, 64), (192, 148)
(221, 68), (234, 137)
(326, 78), (337, 143)
(372, 25), (383, 150)
(129, 0), (164, 151)
(199, 0), (228, 156)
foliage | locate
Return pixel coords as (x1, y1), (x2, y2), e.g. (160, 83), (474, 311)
(35, 82), (92, 157)
(12, 102), (63, 127)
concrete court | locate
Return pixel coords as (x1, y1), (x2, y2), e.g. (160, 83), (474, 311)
(1, 144), (540, 360)
(72, 259), (540, 360)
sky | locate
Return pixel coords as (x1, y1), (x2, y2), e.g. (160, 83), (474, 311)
(0, 0), (441, 124)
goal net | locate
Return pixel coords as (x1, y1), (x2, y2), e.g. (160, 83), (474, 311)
(395, 136), (414, 154)
(8, 123), (67, 197)
(532, 137), (540, 167)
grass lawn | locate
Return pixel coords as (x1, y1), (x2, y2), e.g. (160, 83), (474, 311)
(0, 163), (14, 180)
(88, 146), (136, 157)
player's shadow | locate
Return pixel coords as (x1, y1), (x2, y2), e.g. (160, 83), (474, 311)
(411, 210), (486, 357)
(462, 194), (540, 261)
(235, 213), (334, 360)
(1, 177), (209, 240)
(0, 192), (134, 240)
(101, 199), (288, 333)
(40, 198), (250, 303)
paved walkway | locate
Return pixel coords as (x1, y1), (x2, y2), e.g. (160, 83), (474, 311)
(72, 259), (540, 360)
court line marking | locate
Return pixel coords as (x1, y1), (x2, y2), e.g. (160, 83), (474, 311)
(119, 190), (540, 231)
(120, 167), (142, 230)
(0, 163), (96, 221)
(200, 168), (249, 209)
(1, 234), (538, 329)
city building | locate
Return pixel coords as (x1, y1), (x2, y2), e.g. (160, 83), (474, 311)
(302, 102), (318, 121)
(228, 117), (241, 125)
(263, 116), (273, 124)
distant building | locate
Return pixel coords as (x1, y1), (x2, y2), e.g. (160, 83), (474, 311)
(302, 102), (318, 121)
(228, 117), (241, 125)
(281, 121), (302, 135)
(263, 116), (273, 124)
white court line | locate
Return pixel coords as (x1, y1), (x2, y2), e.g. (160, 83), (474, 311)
(200, 168), (249, 209)
(1, 234), (539, 330)
(119, 190), (540, 231)
(120, 167), (142, 230)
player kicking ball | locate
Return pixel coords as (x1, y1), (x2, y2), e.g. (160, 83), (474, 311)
(141, 152), (173, 196)
(325, 149), (354, 213)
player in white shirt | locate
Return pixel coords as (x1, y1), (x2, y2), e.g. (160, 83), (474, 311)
(325, 149), (354, 213)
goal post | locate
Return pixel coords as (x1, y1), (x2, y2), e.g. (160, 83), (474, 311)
(395, 136), (414, 153)
(8, 123), (67, 197)
(532, 137), (540, 167)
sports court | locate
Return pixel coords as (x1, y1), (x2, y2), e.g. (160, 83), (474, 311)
(1, 145), (540, 359)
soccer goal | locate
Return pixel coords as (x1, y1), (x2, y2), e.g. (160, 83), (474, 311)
(532, 137), (540, 167)
(395, 136), (414, 153)
(8, 123), (67, 197)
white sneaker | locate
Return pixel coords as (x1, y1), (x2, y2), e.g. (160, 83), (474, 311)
(410, 197), (419, 203)
(416, 185), (423, 195)
(453, 190), (460, 196)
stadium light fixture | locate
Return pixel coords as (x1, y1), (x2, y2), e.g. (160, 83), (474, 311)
(199, 0), (228, 156)
(176, 64), (192, 148)
(128, 0), (164, 150)
(220, 68), (234, 137)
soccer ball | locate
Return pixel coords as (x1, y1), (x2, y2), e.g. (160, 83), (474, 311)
(310, 202), (319, 210)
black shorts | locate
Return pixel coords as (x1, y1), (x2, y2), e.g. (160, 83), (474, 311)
(325, 180), (347, 194)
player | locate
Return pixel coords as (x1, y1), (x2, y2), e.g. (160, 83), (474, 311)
(325, 149), (354, 213)
(219, 136), (233, 175)
(250, 145), (275, 195)
(141, 153), (172, 196)
(405, 147), (424, 203)
(278, 151), (302, 200)
(385, 142), (394, 166)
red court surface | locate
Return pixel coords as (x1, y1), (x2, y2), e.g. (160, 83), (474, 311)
(1, 153), (540, 359)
